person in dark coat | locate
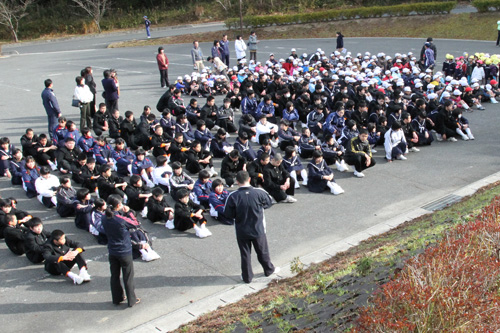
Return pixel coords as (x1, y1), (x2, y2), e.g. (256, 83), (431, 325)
(101, 69), (119, 112)
(307, 150), (345, 195)
(41, 79), (62, 140)
(220, 149), (246, 187)
(247, 152), (270, 188)
(263, 153), (297, 203)
(336, 32), (344, 52)
(125, 175), (152, 214)
(3, 214), (28, 255)
(174, 189), (211, 237)
(101, 195), (140, 307)
(74, 188), (94, 231)
(146, 187), (174, 226)
(56, 176), (77, 217)
(24, 218), (50, 264)
(56, 138), (82, 174)
(344, 129), (376, 178)
(97, 165), (127, 200)
(224, 171), (278, 283)
(93, 103), (109, 136)
(0, 198), (29, 239)
(42, 229), (90, 285)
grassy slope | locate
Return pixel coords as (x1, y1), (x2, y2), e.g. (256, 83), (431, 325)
(108, 12), (498, 48)
(174, 182), (500, 332)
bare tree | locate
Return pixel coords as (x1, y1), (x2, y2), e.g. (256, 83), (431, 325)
(71, 0), (110, 33)
(0, 0), (35, 42)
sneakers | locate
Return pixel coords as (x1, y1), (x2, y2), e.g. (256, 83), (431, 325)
(271, 198), (278, 205)
(302, 179), (308, 186)
(48, 161), (58, 171)
(409, 147), (420, 152)
(209, 167), (218, 177)
(266, 266), (281, 277)
(200, 223), (212, 236)
(294, 182), (300, 189)
(165, 219), (175, 229)
(397, 155), (407, 160)
(146, 180), (155, 188)
(335, 161), (347, 172)
(329, 182), (345, 195)
(194, 225), (207, 238)
(141, 248), (161, 261)
(460, 135), (469, 141)
(283, 195), (297, 203)
(141, 207), (148, 218)
(353, 170), (365, 178)
(341, 160), (350, 172)
(468, 133), (475, 140)
(79, 268), (91, 282)
(68, 272), (84, 285)
(436, 133), (443, 142)
(371, 148), (377, 153)
(448, 137), (458, 142)
(478, 106), (486, 110)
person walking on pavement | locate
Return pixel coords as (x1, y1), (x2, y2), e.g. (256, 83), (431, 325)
(336, 32), (344, 53)
(143, 16), (151, 38)
(41, 79), (62, 141)
(220, 34), (230, 66)
(191, 41), (205, 72)
(224, 171), (280, 283)
(102, 195), (140, 307)
(157, 46), (169, 88)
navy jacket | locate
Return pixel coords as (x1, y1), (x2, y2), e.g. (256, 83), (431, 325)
(41, 88), (61, 117)
(102, 211), (133, 257)
(224, 185), (272, 240)
(101, 78), (118, 101)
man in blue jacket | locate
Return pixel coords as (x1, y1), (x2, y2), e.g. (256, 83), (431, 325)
(219, 34), (230, 66)
(224, 171), (279, 283)
(41, 79), (62, 140)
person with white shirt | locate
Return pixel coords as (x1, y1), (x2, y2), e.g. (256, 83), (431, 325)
(384, 121), (408, 162)
(151, 155), (172, 193)
(255, 115), (279, 148)
(35, 166), (60, 208)
(235, 35), (247, 64)
(74, 76), (94, 132)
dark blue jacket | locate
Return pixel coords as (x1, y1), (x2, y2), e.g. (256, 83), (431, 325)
(307, 159), (333, 193)
(101, 78), (119, 101)
(41, 88), (61, 117)
(102, 211), (133, 257)
(74, 199), (94, 231)
(224, 185), (272, 240)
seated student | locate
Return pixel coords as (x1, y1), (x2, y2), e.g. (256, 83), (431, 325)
(194, 120), (214, 151)
(168, 132), (189, 164)
(9, 149), (24, 186)
(42, 229), (91, 285)
(221, 149), (246, 187)
(257, 137), (275, 160)
(131, 149), (154, 188)
(175, 114), (195, 144)
(453, 109), (475, 140)
(159, 109), (176, 138)
(411, 111), (434, 146)
(186, 140), (217, 177)
(74, 188), (94, 231)
(278, 119), (300, 151)
(174, 188), (212, 238)
(34, 134), (58, 170)
(216, 98), (238, 133)
(52, 116), (68, 147)
(4, 214), (29, 255)
(263, 153), (297, 204)
(24, 217), (51, 263)
(376, 115), (389, 146)
(90, 198), (108, 245)
(323, 106), (345, 138)
(247, 152), (270, 188)
(344, 129), (376, 178)
(339, 119), (359, 147)
(401, 112), (421, 152)
(321, 134), (349, 171)
(151, 124), (172, 158)
(208, 179), (234, 225)
(169, 162), (195, 201)
(238, 114), (257, 140)
(298, 127), (321, 159)
(80, 157), (100, 192)
(56, 176), (77, 217)
(146, 187), (174, 228)
(151, 155), (172, 193)
(307, 150), (345, 195)
(97, 165), (127, 201)
(255, 94), (276, 123)
(384, 121), (408, 161)
(186, 98), (202, 125)
(57, 137), (82, 174)
(283, 146), (307, 189)
(21, 156), (40, 198)
(366, 123), (380, 152)
(35, 166), (59, 208)
(71, 153), (88, 185)
(0, 137), (14, 178)
(20, 128), (38, 158)
(234, 131), (257, 162)
(77, 127), (95, 157)
(120, 111), (138, 150)
(125, 175), (152, 217)
(282, 101), (300, 128)
(200, 95), (218, 130)
(193, 170), (212, 208)
(92, 136), (114, 167)
(93, 103), (109, 137)
(112, 138), (135, 177)
(108, 109), (123, 140)
(0, 198), (29, 239)
(210, 128), (233, 158)
(255, 115), (279, 148)
(63, 121), (81, 144)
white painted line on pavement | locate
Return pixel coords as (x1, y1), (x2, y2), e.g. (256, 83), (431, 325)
(14, 49), (98, 56)
(116, 57), (156, 63)
(0, 83), (31, 92)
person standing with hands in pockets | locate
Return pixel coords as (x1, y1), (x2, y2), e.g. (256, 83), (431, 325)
(224, 171), (280, 284)
(157, 47), (169, 88)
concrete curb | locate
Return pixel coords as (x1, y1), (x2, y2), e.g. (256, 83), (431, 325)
(128, 171), (500, 332)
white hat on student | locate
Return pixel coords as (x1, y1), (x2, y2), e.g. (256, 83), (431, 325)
(428, 93), (437, 99)
(453, 89), (462, 96)
(442, 91), (451, 98)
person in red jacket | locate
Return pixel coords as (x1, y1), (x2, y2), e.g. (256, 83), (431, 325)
(157, 47), (169, 88)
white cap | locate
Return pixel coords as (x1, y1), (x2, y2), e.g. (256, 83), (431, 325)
(404, 86), (411, 92)
(177, 76), (182, 80)
(415, 82), (423, 88)
(428, 93), (437, 99)
(442, 91), (451, 98)
(453, 89), (461, 96)
(291, 48), (296, 52)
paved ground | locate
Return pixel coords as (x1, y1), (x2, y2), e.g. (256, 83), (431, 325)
(0, 27), (499, 333)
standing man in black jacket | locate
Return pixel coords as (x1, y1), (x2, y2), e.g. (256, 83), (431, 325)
(224, 171), (279, 283)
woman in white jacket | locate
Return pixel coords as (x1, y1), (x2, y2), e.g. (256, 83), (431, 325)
(74, 76), (94, 131)
(384, 121), (408, 162)
(234, 35), (247, 63)
(35, 166), (60, 208)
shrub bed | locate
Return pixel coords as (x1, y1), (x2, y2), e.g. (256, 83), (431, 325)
(472, 0), (500, 12)
(354, 196), (500, 331)
(225, 2), (457, 29)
